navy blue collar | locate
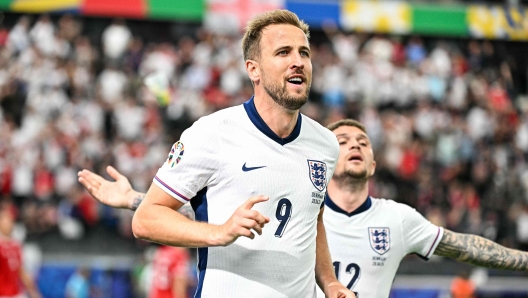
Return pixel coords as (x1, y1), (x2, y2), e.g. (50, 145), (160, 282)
(243, 96), (302, 146)
(325, 194), (372, 217)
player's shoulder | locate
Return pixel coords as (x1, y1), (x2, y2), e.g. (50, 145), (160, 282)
(0, 238), (22, 249)
(301, 114), (335, 140)
(187, 104), (245, 132)
(195, 104), (244, 125)
(300, 114), (339, 153)
(370, 197), (415, 214)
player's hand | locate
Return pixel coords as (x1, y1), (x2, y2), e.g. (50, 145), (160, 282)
(216, 195), (270, 246)
(325, 282), (356, 298)
(28, 290), (42, 298)
(78, 166), (135, 209)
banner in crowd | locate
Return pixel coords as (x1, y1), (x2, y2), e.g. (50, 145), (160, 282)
(8, 0), (81, 12)
(286, 0), (525, 40)
(467, 5), (528, 41)
(340, 1), (411, 34)
(1, 0), (527, 40)
(205, 0), (282, 33)
(411, 4), (467, 37)
(5, 0), (204, 20)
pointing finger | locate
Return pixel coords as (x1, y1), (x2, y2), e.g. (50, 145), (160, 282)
(241, 195), (269, 210)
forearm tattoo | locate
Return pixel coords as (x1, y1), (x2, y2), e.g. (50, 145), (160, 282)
(434, 230), (528, 271)
(131, 194), (145, 211)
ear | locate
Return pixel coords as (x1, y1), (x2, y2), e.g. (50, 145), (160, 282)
(246, 59), (260, 84)
(370, 160), (377, 177)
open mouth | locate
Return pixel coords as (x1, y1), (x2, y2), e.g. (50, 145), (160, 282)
(348, 154), (363, 162)
(287, 76), (304, 85)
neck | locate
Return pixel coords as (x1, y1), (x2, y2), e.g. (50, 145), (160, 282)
(253, 92), (298, 138)
(327, 177), (369, 213)
(0, 232), (10, 240)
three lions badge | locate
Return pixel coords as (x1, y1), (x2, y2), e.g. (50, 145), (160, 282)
(307, 160), (327, 192)
(369, 227), (390, 255)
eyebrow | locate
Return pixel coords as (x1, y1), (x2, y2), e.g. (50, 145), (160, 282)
(274, 45), (291, 52)
(357, 135), (369, 141)
(299, 45), (311, 52)
(335, 133), (370, 140)
(274, 45), (311, 53)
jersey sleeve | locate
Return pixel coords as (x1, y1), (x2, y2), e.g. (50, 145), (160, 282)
(154, 117), (220, 204)
(398, 203), (444, 260)
(325, 137), (340, 183)
(323, 138), (339, 209)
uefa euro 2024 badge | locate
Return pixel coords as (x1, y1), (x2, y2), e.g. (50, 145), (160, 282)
(167, 141), (184, 168)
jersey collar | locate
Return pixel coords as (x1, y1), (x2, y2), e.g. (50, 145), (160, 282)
(243, 96), (302, 146)
(325, 194), (372, 217)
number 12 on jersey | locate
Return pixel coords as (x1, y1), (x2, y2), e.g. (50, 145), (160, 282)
(333, 261), (361, 296)
(274, 198), (292, 237)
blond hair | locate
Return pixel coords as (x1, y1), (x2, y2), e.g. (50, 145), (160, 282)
(242, 10), (309, 61)
(326, 119), (367, 133)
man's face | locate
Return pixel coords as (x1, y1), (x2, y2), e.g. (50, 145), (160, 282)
(257, 24), (312, 110)
(0, 209), (14, 237)
(332, 125), (376, 181)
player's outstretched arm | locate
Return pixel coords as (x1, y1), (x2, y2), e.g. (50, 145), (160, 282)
(434, 229), (528, 270)
(77, 166), (145, 210)
(315, 208), (356, 298)
(20, 268), (42, 298)
(132, 183), (270, 247)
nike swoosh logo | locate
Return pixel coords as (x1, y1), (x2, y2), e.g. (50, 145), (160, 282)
(242, 162), (266, 172)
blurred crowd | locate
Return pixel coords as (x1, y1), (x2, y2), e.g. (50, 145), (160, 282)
(1, 13), (528, 253)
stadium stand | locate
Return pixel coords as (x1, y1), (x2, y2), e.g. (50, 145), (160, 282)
(0, 8), (527, 297)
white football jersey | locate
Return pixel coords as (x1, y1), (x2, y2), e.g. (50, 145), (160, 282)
(154, 97), (339, 298)
(317, 196), (443, 298)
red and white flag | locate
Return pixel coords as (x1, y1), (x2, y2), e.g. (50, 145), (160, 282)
(205, 0), (284, 34)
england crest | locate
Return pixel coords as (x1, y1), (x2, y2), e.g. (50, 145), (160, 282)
(368, 227), (390, 255)
(307, 160), (327, 192)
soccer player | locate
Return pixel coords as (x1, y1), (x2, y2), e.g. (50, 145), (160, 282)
(319, 119), (528, 297)
(0, 202), (42, 298)
(80, 10), (353, 298)
(150, 245), (191, 298)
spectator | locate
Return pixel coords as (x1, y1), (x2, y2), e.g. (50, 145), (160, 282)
(29, 14), (55, 57)
(65, 267), (90, 298)
(6, 15), (30, 55)
(450, 271), (476, 298)
(102, 18), (132, 63)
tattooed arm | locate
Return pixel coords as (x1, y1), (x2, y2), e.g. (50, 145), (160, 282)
(434, 229), (528, 271)
(130, 193), (146, 211)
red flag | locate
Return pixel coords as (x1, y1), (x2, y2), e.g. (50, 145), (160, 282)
(82, 0), (147, 18)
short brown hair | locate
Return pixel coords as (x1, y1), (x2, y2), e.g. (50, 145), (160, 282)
(327, 119), (367, 133)
(242, 10), (310, 61)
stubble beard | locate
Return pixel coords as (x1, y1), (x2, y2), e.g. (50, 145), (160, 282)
(332, 167), (370, 189)
(262, 71), (310, 111)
